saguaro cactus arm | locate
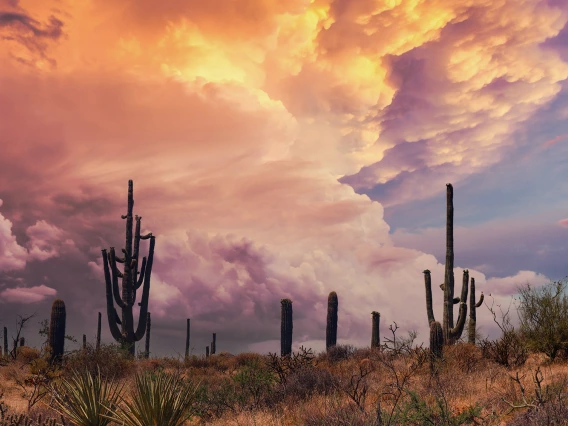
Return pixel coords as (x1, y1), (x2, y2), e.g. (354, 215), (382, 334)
(134, 235), (155, 340)
(103, 249), (124, 341)
(108, 248), (125, 309)
(424, 270), (435, 325)
(449, 270), (469, 338)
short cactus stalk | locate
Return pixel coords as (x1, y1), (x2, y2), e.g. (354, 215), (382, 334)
(3, 327), (7, 356)
(19, 337), (25, 347)
(326, 292), (338, 350)
(101, 180), (156, 356)
(371, 311), (381, 349)
(48, 299), (66, 364)
(430, 321), (444, 371)
(211, 333), (216, 355)
(82, 335), (86, 350)
(145, 312), (151, 359)
(423, 184), (471, 346)
(206, 346), (209, 358)
(468, 277), (484, 344)
(96, 312), (101, 350)
(281, 299), (293, 357)
(185, 318), (190, 359)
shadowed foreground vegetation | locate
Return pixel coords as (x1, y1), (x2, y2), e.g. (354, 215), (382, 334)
(2, 326), (568, 426)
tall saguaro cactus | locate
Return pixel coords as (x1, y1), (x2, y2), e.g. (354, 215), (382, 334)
(96, 312), (101, 350)
(468, 277), (484, 344)
(423, 184), (470, 346)
(211, 333), (216, 355)
(371, 311), (381, 349)
(326, 292), (338, 350)
(49, 299), (66, 363)
(145, 312), (151, 359)
(281, 299), (293, 357)
(185, 319), (190, 359)
(101, 180), (156, 356)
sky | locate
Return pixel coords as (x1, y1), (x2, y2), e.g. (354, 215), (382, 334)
(1, 0), (568, 357)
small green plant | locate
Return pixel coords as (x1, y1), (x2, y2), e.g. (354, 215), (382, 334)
(50, 368), (122, 426)
(103, 370), (199, 426)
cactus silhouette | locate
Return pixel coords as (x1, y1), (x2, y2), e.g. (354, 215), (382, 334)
(423, 184), (470, 345)
(281, 299), (293, 356)
(326, 292), (338, 350)
(430, 320), (444, 368)
(48, 299), (66, 363)
(185, 318), (190, 359)
(206, 346), (209, 358)
(211, 333), (216, 355)
(19, 337), (24, 347)
(145, 312), (151, 359)
(101, 180), (155, 356)
(371, 311), (381, 349)
(468, 277), (484, 344)
(96, 312), (101, 350)
(3, 327), (7, 356)
(82, 335), (86, 350)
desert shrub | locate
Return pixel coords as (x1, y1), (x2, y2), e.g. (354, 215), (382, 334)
(479, 330), (528, 368)
(16, 346), (41, 363)
(443, 342), (484, 374)
(384, 391), (482, 425)
(63, 343), (134, 379)
(265, 346), (317, 385)
(517, 280), (568, 361)
(234, 352), (264, 367)
(276, 366), (338, 402)
(325, 345), (356, 363)
(232, 360), (277, 411)
(304, 400), (377, 426)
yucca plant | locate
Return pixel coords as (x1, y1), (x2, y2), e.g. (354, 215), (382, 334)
(104, 370), (199, 426)
(50, 367), (122, 426)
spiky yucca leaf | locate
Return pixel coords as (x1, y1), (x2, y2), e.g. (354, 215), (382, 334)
(104, 371), (199, 426)
(50, 367), (122, 426)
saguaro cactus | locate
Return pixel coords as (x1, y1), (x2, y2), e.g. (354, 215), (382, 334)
(101, 180), (156, 356)
(145, 312), (151, 359)
(211, 333), (216, 355)
(3, 327), (7, 356)
(49, 299), (66, 363)
(281, 299), (293, 356)
(468, 277), (484, 344)
(430, 321), (444, 369)
(423, 184), (470, 346)
(82, 335), (86, 350)
(206, 346), (209, 358)
(19, 337), (25, 347)
(96, 312), (101, 350)
(185, 318), (190, 359)
(371, 311), (380, 349)
(326, 292), (338, 350)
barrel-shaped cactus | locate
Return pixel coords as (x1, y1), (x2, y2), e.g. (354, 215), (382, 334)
(468, 277), (484, 344)
(326, 292), (338, 350)
(371, 311), (381, 349)
(48, 299), (66, 363)
(281, 299), (293, 356)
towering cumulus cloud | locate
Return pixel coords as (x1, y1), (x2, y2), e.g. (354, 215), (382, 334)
(0, 0), (566, 353)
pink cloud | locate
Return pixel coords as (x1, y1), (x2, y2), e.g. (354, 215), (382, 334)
(558, 218), (568, 227)
(0, 284), (57, 304)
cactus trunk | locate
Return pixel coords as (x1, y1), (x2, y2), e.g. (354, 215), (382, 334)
(96, 312), (101, 350)
(185, 318), (190, 359)
(371, 311), (380, 349)
(430, 321), (444, 371)
(82, 335), (86, 350)
(468, 277), (484, 344)
(326, 292), (338, 350)
(280, 299), (293, 356)
(49, 299), (66, 364)
(211, 333), (216, 355)
(145, 312), (151, 359)
(3, 327), (7, 356)
(19, 337), (24, 347)
(206, 346), (209, 358)
(101, 180), (155, 356)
